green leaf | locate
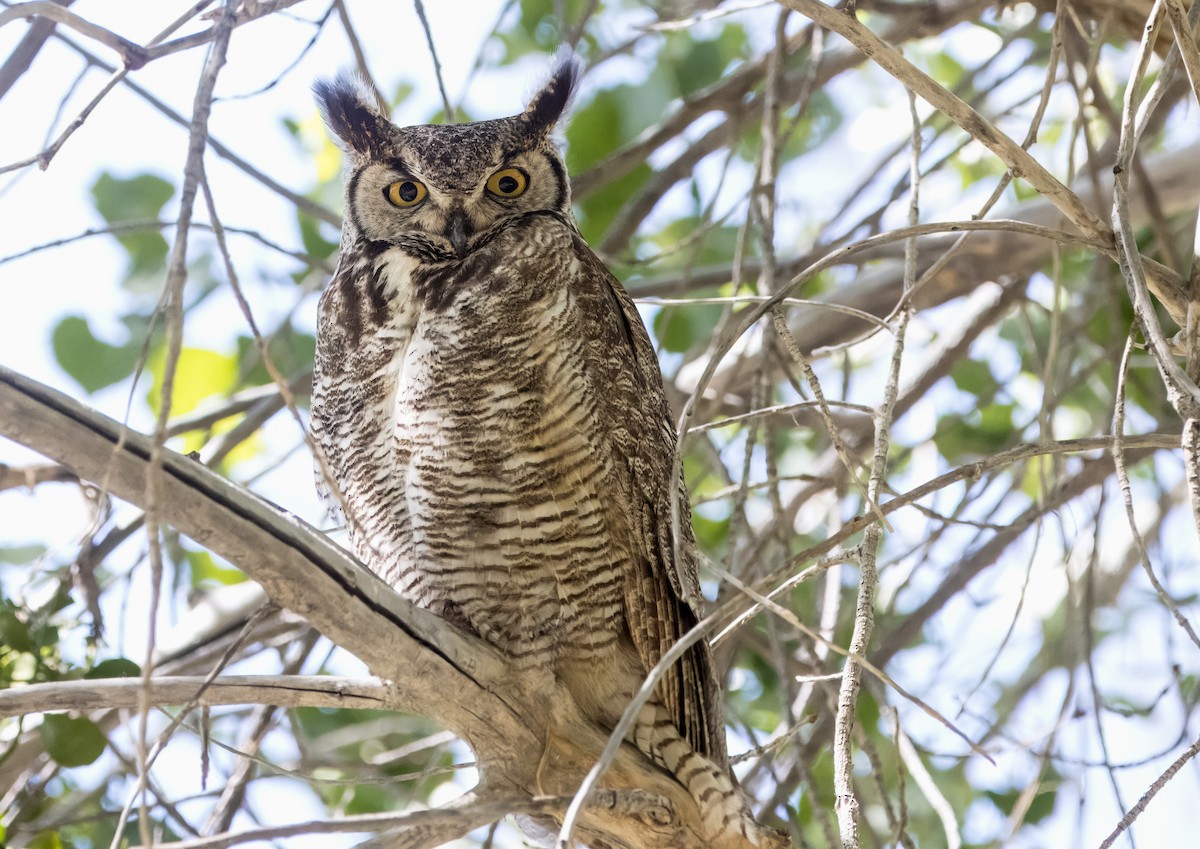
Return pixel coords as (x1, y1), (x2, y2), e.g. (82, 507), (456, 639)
(90, 172), (175, 280)
(187, 550), (245, 588)
(950, 358), (998, 397)
(978, 402), (1016, 439)
(146, 346), (239, 417)
(933, 403), (1018, 461)
(0, 607), (36, 653)
(736, 88), (842, 162)
(567, 80), (673, 173)
(84, 658), (141, 679)
(1025, 784), (1058, 823)
(986, 778), (1058, 824)
(51, 316), (140, 394)
(236, 324), (316, 387)
(390, 81), (414, 110)
(647, 220), (744, 272)
(691, 512), (730, 555)
(574, 164), (651, 245)
(0, 543), (46, 564)
(298, 211), (339, 261)
(927, 51), (966, 87)
(91, 172), (174, 223)
(294, 706), (395, 742)
(41, 714), (108, 767)
(1019, 454), (1055, 500)
(665, 30), (745, 96)
(32, 621), (59, 650)
(344, 784), (390, 815)
(653, 301), (724, 354)
(491, 0), (593, 59)
(26, 831), (62, 849)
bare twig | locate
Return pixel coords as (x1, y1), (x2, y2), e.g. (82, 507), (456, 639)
(0, 675), (391, 718)
(141, 0), (310, 62)
(0, 2), (148, 67)
(1163, 0), (1200, 107)
(1112, 334), (1200, 650)
(333, 0), (385, 112)
(0, 219), (333, 272)
(831, 82), (921, 849)
(710, 559), (992, 763)
(129, 5), (238, 844)
(778, 0), (1108, 244)
(413, 0), (453, 120)
(895, 725), (961, 849)
(0, 462), (75, 491)
(0, 2), (219, 174)
(717, 432), (1178, 647)
(1111, 3), (1200, 409)
(1097, 733), (1200, 849)
(4, 28), (340, 224)
(142, 795), (570, 849)
(0, 0), (74, 100)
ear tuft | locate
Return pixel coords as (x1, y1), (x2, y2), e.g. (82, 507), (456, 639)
(313, 75), (390, 156)
(524, 49), (582, 132)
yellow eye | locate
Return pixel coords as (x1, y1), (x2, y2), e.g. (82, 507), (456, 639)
(486, 168), (528, 198)
(385, 180), (427, 208)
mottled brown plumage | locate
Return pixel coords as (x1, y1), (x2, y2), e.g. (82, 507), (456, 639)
(310, 56), (755, 843)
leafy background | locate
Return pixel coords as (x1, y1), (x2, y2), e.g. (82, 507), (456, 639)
(1, 1), (1199, 848)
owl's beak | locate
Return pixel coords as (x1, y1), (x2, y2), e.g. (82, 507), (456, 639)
(446, 209), (472, 260)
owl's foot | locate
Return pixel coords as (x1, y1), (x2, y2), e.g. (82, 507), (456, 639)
(630, 700), (775, 847)
(689, 761), (762, 847)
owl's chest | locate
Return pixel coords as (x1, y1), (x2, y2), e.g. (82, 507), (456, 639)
(389, 283), (628, 648)
(317, 246), (630, 652)
(397, 269), (581, 435)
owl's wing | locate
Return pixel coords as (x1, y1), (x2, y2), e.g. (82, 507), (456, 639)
(569, 232), (727, 764)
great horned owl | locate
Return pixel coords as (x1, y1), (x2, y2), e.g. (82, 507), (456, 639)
(309, 56), (756, 844)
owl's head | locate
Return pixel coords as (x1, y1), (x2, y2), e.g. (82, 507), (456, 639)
(315, 55), (580, 262)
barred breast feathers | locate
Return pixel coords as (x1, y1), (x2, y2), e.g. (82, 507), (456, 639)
(311, 250), (421, 575)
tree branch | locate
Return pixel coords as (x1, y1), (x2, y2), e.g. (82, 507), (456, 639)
(143, 794), (559, 849)
(0, 1), (148, 68)
(0, 675), (392, 718)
